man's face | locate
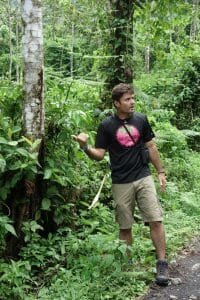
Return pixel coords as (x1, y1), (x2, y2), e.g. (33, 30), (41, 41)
(114, 92), (134, 115)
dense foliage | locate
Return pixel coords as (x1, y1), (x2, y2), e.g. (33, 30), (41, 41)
(0, 0), (199, 299)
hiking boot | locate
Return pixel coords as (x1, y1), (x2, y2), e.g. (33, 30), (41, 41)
(156, 259), (169, 286)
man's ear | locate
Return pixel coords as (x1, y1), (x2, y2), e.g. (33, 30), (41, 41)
(114, 100), (120, 108)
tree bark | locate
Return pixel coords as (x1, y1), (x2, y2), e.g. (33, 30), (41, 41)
(15, 0), (21, 83)
(6, 0), (45, 258)
(190, 0), (199, 42)
(8, 0), (13, 80)
(109, 0), (134, 85)
(101, 0), (134, 107)
(22, 0), (44, 139)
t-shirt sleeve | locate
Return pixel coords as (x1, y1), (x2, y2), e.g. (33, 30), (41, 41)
(95, 122), (109, 149)
(143, 116), (155, 143)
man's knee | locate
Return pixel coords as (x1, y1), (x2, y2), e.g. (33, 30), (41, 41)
(149, 221), (163, 230)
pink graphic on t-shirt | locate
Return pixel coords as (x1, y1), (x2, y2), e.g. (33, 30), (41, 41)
(116, 125), (140, 147)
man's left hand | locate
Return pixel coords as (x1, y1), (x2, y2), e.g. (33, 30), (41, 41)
(158, 173), (166, 192)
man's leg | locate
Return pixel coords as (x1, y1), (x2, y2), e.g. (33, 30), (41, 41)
(119, 228), (132, 259)
(135, 176), (169, 285)
(112, 182), (135, 258)
(119, 228), (132, 245)
(149, 221), (166, 259)
(149, 221), (168, 286)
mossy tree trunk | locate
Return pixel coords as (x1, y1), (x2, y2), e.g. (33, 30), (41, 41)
(101, 0), (134, 107)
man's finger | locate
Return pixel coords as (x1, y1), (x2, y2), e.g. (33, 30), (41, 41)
(71, 135), (77, 140)
(160, 181), (166, 192)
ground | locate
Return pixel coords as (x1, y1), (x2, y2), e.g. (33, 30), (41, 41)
(138, 236), (200, 300)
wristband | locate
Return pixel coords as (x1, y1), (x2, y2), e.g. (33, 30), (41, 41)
(80, 144), (90, 153)
(158, 171), (165, 174)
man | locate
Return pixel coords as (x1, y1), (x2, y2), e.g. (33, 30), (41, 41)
(73, 83), (168, 286)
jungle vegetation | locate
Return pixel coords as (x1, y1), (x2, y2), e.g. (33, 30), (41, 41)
(0, 0), (199, 299)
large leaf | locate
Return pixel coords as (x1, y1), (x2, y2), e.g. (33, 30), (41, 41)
(16, 148), (29, 157)
(4, 224), (17, 237)
(0, 158), (6, 172)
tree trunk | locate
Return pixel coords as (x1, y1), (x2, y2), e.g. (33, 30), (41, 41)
(101, 0), (134, 107)
(190, 0), (199, 42)
(6, 0), (45, 257)
(16, 22), (20, 83)
(110, 0), (134, 85)
(22, 0), (44, 138)
(8, 0), (13, 80)
(15, 0), (21, 83)
(22, 0), (45, 222)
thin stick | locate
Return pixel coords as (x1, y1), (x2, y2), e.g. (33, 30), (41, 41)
(88, 174), (107, 209)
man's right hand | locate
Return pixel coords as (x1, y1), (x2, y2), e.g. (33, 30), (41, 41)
(72, 133), (89, 148)
(72, 133), (105, 161)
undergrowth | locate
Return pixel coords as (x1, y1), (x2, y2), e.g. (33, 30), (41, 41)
(0, 158), (199, 300)
(0, 80), (199, 299)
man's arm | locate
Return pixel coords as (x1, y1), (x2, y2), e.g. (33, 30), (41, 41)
(145, 140), (166, 192)
(72, 133), (106, 161)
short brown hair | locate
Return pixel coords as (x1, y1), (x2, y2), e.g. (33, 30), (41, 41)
(112, 83), (134, 102)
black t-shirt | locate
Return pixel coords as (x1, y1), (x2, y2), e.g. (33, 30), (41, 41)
(95, 112), (155, 183)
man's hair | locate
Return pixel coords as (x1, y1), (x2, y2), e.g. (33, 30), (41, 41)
(112, 83), (134, 102)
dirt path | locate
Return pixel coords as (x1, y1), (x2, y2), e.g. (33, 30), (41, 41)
(139, 236), (200, 300)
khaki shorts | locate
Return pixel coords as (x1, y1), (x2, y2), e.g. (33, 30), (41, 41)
(112, 175), (163, 229)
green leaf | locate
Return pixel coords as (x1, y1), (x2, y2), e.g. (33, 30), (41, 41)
(10, 173), (21, 187)
(9, 161), (22, 170)
(29, 152), (38, 160)
(0, 137), (8, 144)
(30, 166), (38, 173)
(32, 139), (42, 150)
(22, 136), (33, 146)
(8, 128), (13, 140)
(4, 224), (17, 237)
(44, 169), (53, 179)
(16, 148), (29, 157)
(30, 221), (43, 232)
(0, 158), (6, 172)
(12, 126), (21, 134)
(35, 210), (41, 221)
(20, 163), (28, 169)
(7, 141), (18, 146)
(41, 198), (51, 211)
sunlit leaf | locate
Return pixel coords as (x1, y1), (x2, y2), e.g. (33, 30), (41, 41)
(22, 136), (33, 146)
(44, 169), (53, 179)
(4, 224), (17, 237)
